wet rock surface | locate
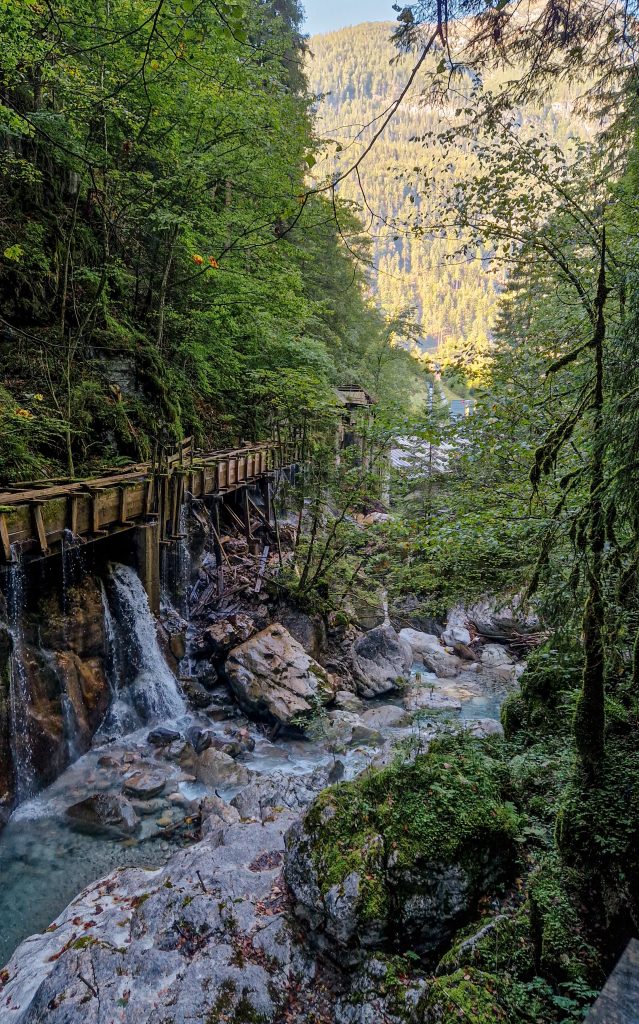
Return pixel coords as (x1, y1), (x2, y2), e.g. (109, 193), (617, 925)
(0, 776), (328, 1024)
(123, 771), (167, 800)
(66, 793), (139, 837)
(399, 629), (464, 678)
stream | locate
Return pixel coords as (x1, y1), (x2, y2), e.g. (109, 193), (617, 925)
(0, 561), (511, 969)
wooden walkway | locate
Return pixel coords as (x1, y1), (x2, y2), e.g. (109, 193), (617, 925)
(0, 439), (298, 563)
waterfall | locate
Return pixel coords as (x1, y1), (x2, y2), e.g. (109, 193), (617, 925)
(160, 500), (192, 617)
(60, 530), (85, 617)
(6, 551), (37, 802)
(106, 563), (186, 724)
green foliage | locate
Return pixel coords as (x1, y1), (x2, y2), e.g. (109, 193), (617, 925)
(0, 0), (419, 478)
(418, 967), (510, 1023)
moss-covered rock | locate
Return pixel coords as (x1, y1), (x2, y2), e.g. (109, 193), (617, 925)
(285, 738), (520, 957)
(528, 855), (597, 984)
(417, 968), (510, 1023)
(436, 906), (535, 980)
(557, 739), (639, 957)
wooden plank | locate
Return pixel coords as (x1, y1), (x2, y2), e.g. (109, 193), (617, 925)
(247, 496), (274, 536)
(30, 503), (49, 554)
(254, 545), (270, 593)
(90, 492), (105, 536)
(241, 488), (252, 541)
(144, 479), (154, 516)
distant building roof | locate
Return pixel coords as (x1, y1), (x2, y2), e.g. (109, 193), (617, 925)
(335, 386), (376, 408)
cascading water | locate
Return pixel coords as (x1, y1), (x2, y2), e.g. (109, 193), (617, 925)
(161, 499), (193, 618)
(106, 563), (186, 723)
(60, 529), (85, 617)
(6, 549), (37, 802)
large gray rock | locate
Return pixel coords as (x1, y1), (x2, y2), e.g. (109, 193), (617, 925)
(351, 625), (412, 698)
(398, 628), (462, 678)
(123, 771), (167, 800)
(66, 793), (139, 837)
(226, 624), (335, 727)
(1, 805), (315, 1024)
(195, 747), (250, 789)
(441, 624), (472, 647)
(277, 608), (327, 661)
(284, 754), (518, 958)
(453, 595), (540, 639)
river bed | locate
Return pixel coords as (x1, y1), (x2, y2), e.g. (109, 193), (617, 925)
(0, 655), (510, 967)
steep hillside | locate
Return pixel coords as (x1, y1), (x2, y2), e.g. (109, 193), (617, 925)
(307, 22), (587, 374)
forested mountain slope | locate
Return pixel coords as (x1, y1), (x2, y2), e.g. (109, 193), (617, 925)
(0, 1), (424, 483)
(307, 22), (589, 375)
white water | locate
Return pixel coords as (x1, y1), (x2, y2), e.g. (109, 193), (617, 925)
(107, 563), (186, 724)
(6, 552), (37, 802)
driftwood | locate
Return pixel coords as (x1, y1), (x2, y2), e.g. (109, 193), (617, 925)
(254, 545), (270, 593)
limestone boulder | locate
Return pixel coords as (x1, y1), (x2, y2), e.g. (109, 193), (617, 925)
(480, 643), (518, 682)
(398, 629), (462, 678)
(123, 771), (167, 800)
(277, 608), (327, 661)
(195, 747), (250, 789)
(460, 595), (540, 639)
(226, 625), (335, 727)
(147, 727), (181, 747)
(66, 793), (139, 837)
(441, 624), (472, 648)
(285, 747), (519, 957)
(193, 613), (256, 660)
(351, 625), (412, 698)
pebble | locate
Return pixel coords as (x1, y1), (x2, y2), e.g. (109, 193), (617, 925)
(97, 755), (120, 769)
(123, 772), (167, 799)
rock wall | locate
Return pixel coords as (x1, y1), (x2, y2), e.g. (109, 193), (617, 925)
(0, 574), (111, 821)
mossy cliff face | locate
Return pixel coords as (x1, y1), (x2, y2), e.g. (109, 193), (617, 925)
(284, 740), (520, 958)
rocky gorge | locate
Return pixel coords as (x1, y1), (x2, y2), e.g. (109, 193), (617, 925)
(0, 497), (531, 1023)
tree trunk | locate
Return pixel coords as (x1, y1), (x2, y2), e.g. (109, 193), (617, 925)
(574, 231), (609, 774)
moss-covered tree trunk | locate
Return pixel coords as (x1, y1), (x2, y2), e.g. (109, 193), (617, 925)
(574, 233), (609, 774)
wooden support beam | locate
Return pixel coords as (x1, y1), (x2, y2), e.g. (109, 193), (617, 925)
(160, 474), (169, 540)
(241, 488), (252, 542)
(134, 521), (161, 613)
(89, 491), (107, 537)
(68, 495), (79, 536)
(254, 545), (270, 593)
(260, 477), (272, 526)
(223, 503), (246, 535)
(0, 514), (12, 562)
(118, 486), (131, 526)
(30, 502), (49, 554)
(144, 479), (154, 516)
(247, 496), (275, 537)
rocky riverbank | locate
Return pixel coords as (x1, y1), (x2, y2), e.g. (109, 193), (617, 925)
(0, 497), (534, 1020)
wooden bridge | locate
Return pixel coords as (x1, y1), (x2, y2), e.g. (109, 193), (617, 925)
(0, 439), (299, 610)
